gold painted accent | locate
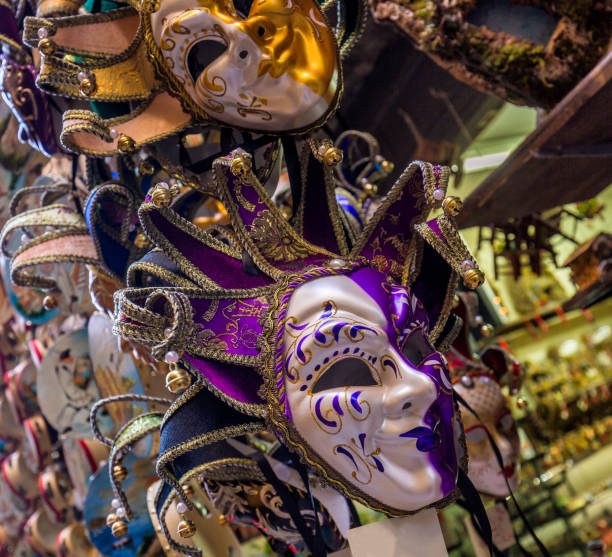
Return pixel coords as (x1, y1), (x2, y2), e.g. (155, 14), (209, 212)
(134, 232), (151, 249)
(111, 520), (128, 537)
(79, 77), (96, 96)
(463, 268), (484, 290)
(442, 196), (463, 216)
(138, 159), (155, 175)
(165, 365), (191, 394)
(151, 187), (172, 208)
(38, 38), (56, 55)
(42, 295), (58, 310)
(113, 465), (128, 481)
(117, 134), (136, 153)
(230, 153), (253, 177)
(177, 519), (196, 538)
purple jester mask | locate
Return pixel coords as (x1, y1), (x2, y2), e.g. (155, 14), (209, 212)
(278, 267), (457, 511)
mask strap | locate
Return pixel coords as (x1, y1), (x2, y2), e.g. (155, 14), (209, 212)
(254, 452), (326, 557)
(457, 468), (494, 554)
(280, 136), (302, 217)
(294, 458), (326, 557)
(455, 391), (551, 557)
(455, 499), (505, 557)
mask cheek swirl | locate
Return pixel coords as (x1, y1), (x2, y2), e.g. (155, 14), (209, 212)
(282, 274), (457, 512)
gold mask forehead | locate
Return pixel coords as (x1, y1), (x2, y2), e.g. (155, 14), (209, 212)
(145, 0), (340, 132)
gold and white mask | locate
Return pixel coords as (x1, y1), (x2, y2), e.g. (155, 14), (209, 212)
(150, 0), (340, 132)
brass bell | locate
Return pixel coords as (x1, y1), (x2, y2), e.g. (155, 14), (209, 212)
(78, 77), (95, 96)
(323, 146), (343, 166)
(165, 365), (192, 394)
(138, 159), (155, 175)
(117, 134), (136, 154)
(42, 295), (58, 311)
(218, 514), (228, 526)
(442, 196), (463, 216)
(230, 153), (253, 177)
(151, 186), (172, 209)
(380, 159), (394, 174)
(516, 397), (528, 409)
(480, 324), (495, 337)
(177, 519), (196, 538)
(106, 513), (119, 527)
(182, 484), (194, 497)
(38, 38), (56, 55)
(112, 465), (128, 481)
(133, 232), (150, 249)
(463, 268), (485, 290)
(363, 182), (377, 195)
(111, 520), (128, 538)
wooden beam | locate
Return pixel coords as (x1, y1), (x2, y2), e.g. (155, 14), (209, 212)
(458, 52), (612, 229)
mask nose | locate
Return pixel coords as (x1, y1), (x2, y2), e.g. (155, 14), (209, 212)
(382, 372), (435, 419)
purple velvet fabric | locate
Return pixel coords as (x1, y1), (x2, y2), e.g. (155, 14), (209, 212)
(356, 170), (425, 281)
(0, 5), (20, 44)
(149, 211), (273, 289)
(184, 354), (264, 405)
(0, 57), (57, 157)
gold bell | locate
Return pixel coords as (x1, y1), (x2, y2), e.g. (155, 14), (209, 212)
(230, 153), (253, 177)
(42, 295), (58, 311)
(151, 186), (172, 208)
(177, 519), (196, 538)
(516, 397), (528, 409)
(133, 232), (150, 249)
(363, 182), (377, 195)
(323, 146), (343, 166)
(380, 159), (394, 174)
(442, 196), (463, 217)
(106, 513), (119, 527)
(182, 484), (194, 497)
(117, 134), (136, 154)
(165, 364), (192, 394)
(111, 520), (128, 538)
(138, 159), (155, 175)
(78, 77), (96, 96)
(463, 268), (485, 290)
(218, 514), (228, 526)
(38, 38), (56, 55)
(480, 324), (495, 337)
(112, 465), (128, 481)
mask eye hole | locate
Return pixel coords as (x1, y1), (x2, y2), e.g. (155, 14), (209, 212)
(465, 425), (488, 444)
(233, 0), (254, 18)
(187, 40), (228, 84)
(311, 357), (377, 394)
(497, 413), (514, 433)
(401, 328), (434, 367)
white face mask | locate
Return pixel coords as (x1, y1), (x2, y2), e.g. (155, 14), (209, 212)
(454, 375), (519, 497)
(282, 270), (458, 512)
(150, 0), (339, 132)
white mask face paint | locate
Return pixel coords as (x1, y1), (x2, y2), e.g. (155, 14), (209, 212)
(282, 270), (458, 512)
(150, 0), (339, 132)
(455, 375), (519, 497)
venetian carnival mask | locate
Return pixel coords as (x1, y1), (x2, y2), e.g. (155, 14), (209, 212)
(454, 373), (519, 497)
(150, 0), (340, 132)
(283, 269), (457, 511)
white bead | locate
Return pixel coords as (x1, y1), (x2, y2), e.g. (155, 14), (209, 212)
(318, 145), (327, 155)
(164, 350), (179, 364)
(116, 506), (126, 518)
(433, 188), (445, 201)
(474, 314), (484, 325)
(156, 181), (169, 189)
(164, 327), (172, 337)
(77, 71), (88, 82)
(328, 258), (347, 269)
(111, 498), (121, 509)
(176, 502), (188, 514)
(461, 259), (475, 272)
(37, 28), (48, 39)
(109, 128), (118, 139)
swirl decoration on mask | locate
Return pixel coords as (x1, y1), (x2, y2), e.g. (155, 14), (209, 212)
(23, 0), (367, 156)
(110, 136), (483, 557)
